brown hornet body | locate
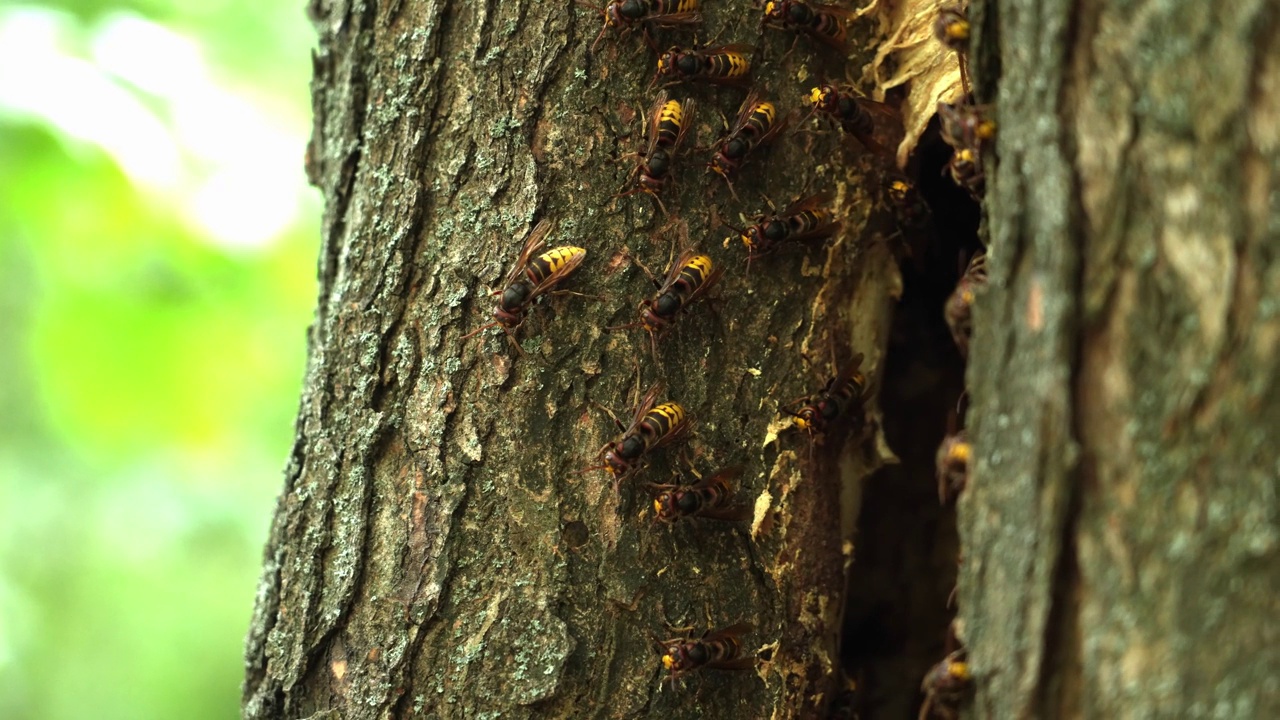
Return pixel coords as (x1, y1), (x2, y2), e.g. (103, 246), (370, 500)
(932, 5), (970, 52)
(786, 354), (868, 437)
(944, 252), (988, 357)
(806, 84), (899, 158)
(655, 622), (755, 684)
(938, 101), (996, 152)
(886, 176), (933, 232)
(761, 1), (853, 52)
(935, 430), (970, 504)
(739, 192), (841, 258)
(580, 0), (701, 52)
(919, 650), (972, 720)
(651, 465), (749, 523)
(934, 5), (971, 91)
(947, 147), (984, 196)
(938, 101), (994, 196)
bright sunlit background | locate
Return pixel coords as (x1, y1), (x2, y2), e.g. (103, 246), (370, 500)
(0, 2), (318, 718)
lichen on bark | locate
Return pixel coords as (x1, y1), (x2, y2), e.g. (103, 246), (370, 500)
(244, 1), (912, 718)
(958, 0), (1280, 718)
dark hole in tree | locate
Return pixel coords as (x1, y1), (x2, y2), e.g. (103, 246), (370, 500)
(562, 520), (590, 550)
(840, 118), (982, 719)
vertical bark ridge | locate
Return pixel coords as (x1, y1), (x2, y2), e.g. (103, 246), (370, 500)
(962, 0), (1280, 718)
(960, 0), (1082, 718)
(247, 1), (905, 716)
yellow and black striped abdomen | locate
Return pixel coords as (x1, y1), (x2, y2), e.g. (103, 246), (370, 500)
(708, 635), (742, 662)
(654, 0), (699, 13)
(526, 246), (586, 284)
(707, 50), (751, 79)
(745, 102), (777, 137)
(812, 11), (847, 41)
(834, 371), (866, 405)
(676, 254), (714, 291)
(655, 99), (685, 147)
(641, 402), (686, 438)
(702, 475), (732, 504)
(791, 208), (832, 235)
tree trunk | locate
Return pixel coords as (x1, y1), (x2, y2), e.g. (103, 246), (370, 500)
(245, 0), (1279, 716)
(959, 0), (1280, 718)
(242, 2), (904, 718)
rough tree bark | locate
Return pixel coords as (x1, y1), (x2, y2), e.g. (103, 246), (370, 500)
(959, 0), (1280, 718)
(244, 0), (1280, 715)
(243, 1), (905, 718)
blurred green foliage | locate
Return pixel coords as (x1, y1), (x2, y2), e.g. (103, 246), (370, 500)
(0, 2), (318, 718)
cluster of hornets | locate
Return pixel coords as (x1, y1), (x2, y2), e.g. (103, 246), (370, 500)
(462, 1), (992, 718)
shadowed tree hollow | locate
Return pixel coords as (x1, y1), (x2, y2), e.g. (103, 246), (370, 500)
(243, 0), (1280, 718)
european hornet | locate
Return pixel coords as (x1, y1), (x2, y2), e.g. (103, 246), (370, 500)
(609, 248), (723, 360)
(784, 353), (869, 439)
(760, 1), (853, 53)
(947, 146), (984, 196)
(654, 622), (755, 686)
(884, 176), (932, 233)
(805, 84), (900, 160)
(650, 465), (750, 523)
(935, 430), (970, 504)
(738, 192), (841, 259)
(461, 220), (586, 354)
(938, 101), (996, 153)
(938, 101), (993, 196)
(652, 43), (753, 88)
(944, 252), (987, 357)
(617, 92), (696, 214)
(918, 649), (972, 720)
(932, 5), (970, 53)
(578, 0), (702, 53)
(709, 88), (787, 198)
(933, 5), (970, 92)
(589, 383), (692, 489)
(881, 175), (932, 268)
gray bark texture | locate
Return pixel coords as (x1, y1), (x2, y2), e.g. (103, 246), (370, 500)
(242, 1), (901, 718)
(959, 0), (1280, 718)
